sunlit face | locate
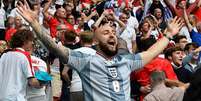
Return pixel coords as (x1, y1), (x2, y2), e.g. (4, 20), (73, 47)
(178, 1), (186, 8)
(95, 23), (118, 56)
(119, 13), (128, 24)
(56, 7), (66, 18)
(171, 51), (185, 66)
(14, 16), (22, 27)
(154, 8), (162, 19)
(33, 2), (40, 11)
(141, 22), (150, 32)
(65, 6), (72, 16)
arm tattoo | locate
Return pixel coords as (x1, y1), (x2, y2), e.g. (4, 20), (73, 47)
(30, 20), (70, 63)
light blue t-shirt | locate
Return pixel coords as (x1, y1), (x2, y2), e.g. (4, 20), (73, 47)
(67, 50), (143, 101)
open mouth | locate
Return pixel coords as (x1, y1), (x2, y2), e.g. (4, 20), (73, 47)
(108, 41), (116, 46)
(178, 59), (183, 61)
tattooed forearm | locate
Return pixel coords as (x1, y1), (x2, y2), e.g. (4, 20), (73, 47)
(30, 20), (69, 63)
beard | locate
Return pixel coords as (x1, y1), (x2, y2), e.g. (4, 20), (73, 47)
(98, 42), (118, 57)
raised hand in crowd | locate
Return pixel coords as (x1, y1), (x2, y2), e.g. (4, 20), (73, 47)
(17, 0), (70, 63)
(140, 16), (183, 66)
(183, 5), (193, 32)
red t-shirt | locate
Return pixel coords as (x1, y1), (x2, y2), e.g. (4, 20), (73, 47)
(48, 17), (73, 38)
(131, 57), (178, 86)
(5, 28), (17, 42)
(194, 8), (201, 22)
(166, 0), (199, 17)
(81, 0), (92, 4)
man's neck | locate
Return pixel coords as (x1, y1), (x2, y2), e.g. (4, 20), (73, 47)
(96, 48), (114, 60)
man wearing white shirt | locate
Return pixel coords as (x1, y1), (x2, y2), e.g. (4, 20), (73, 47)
(0, 3), (6, 40)
(119, 12), (138, 53)
(0, 29), (41, 101)
(26, 55), (49, 101)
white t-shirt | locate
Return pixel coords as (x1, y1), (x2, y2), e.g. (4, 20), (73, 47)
(179, 26), (192, 43)
(0, 48), (34, 101)
(70, 47), (96, 92)
(119, 16), (138, 53)
(26, 56), (47, 98)
(0, 8), (6, 29)
(119, 26), (136, 53)
(9, 8), (44, 25)
(9, 8), (29, 25)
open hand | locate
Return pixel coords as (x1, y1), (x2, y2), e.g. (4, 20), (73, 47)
(16, 0), (37, 23)
(165, 17), (183, 38)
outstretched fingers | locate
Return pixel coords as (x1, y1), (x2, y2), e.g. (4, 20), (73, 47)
(175, 17), (183, 30)
(16, 4), (24, 15)
(24, 0), (31, 10)
(172, 16), (178, 23)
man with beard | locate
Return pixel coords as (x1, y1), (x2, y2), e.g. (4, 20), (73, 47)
(17, 2), (183, 101)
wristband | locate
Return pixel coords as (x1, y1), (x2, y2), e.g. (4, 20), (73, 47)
(164, 34), (172, 41)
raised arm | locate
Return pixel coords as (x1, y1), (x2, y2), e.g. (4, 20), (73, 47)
(187, 0), (200, 13)
(42, 0), (52, 20)
(17, 1), (69, 63)
(140, 17), (183, 65)
(198, 0), (201, 7)
(183, 7), (193, 32)
(112, 12), (126, 28)
(164, 0), (177, 15)
(93, 10), (108, 29)
(82, 11), (98, 22)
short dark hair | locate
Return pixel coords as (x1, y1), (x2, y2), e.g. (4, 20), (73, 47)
(64, 30), (77, 42)
(164, 45), (183, 59)
(80, 31), (94, 44)
(150, 70), (166, 85)
(10, 29), (34, 48)
(184, 42), (199, 51)
(173, 35), (187, 43)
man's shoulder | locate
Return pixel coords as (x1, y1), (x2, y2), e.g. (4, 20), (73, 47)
(74, 47), (96, 55)
(118, 53), (142, 60)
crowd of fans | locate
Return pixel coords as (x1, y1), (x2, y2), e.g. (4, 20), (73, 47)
(1, 0), (201, 101)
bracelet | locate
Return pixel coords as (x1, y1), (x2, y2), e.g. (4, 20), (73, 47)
(163, 34), (172, 41)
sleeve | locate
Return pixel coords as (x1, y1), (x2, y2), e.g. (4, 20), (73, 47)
(163, 60), (178, 80)
(190, 30), (201, 46)
(21, 57), (34, 78)
(67, 50), (91, 72)
(125, 53), (143, 71)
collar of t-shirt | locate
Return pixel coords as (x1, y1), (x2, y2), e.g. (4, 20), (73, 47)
(171, 62), (182, 69)
(16, 48), (25, 52)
